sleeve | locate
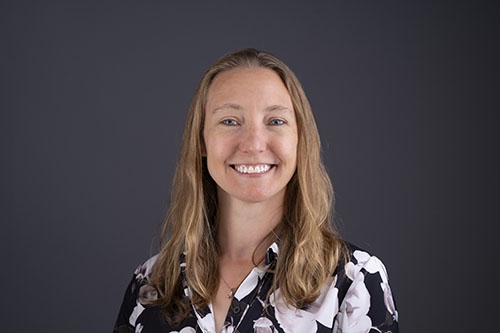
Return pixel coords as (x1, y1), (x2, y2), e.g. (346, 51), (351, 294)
(113, 256), (159, 333)
(113, 273), (142, 333)
(334, 250), (399, 333)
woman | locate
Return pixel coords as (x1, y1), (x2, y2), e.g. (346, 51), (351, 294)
(114, 49), (399, 333)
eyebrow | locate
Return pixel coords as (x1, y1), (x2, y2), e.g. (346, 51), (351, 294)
(264, 105), (293, 113)
(211, 103), (243, 114)
(211, 103), (293, 114)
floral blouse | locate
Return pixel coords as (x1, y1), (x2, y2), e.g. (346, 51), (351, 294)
(114, 242), (399, 333)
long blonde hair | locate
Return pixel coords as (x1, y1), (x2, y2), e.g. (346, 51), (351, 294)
(152, 48), (348, 324)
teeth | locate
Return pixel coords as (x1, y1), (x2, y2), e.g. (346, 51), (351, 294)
(234, 164), (271, 174)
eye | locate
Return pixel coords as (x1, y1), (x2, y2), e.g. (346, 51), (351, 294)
(268, 118), (285, 126)
(221, 118), (238, 126)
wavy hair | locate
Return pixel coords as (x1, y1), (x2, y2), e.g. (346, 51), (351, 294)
(152, 48), (348, 325)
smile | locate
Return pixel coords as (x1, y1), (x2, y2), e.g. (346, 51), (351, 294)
(231, 164), (273, 174)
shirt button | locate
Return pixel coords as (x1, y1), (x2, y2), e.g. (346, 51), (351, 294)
(232, 305), (241, 314)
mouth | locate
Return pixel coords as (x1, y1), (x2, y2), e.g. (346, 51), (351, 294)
(230, 164), (274, 174)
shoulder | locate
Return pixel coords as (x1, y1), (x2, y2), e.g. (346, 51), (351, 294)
(333, 242), (391, 299)
(134, 254), (159, 282)
(343, 243), (390, 281)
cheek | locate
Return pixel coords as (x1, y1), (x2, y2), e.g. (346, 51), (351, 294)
(204, 137), (231, 172)
(282, 137), (298, 164)
(203, 133), (217, 158)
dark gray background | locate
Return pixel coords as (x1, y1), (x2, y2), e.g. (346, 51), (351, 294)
(2, 1), (498, 332)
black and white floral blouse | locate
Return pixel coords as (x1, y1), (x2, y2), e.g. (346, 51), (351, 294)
(114, 242), (399, 333)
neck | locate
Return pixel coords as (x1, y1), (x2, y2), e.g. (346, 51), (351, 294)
(216, 193), (283, 262)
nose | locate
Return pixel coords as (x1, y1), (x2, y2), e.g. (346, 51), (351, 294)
(238, 123), (266, 153)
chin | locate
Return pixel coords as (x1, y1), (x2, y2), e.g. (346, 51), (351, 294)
(235, 189), (283, 204)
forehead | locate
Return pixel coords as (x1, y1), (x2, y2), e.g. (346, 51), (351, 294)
(206, 67), (293, 109)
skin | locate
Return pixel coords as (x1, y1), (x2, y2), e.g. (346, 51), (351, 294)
(203, 67), (298, 332)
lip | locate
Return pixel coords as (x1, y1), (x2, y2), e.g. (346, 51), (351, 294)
(230, 164), (275, 174)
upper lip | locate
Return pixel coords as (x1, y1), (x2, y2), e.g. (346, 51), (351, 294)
(230, 163), (274, 166)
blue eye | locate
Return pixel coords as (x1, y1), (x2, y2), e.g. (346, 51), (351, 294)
(222, 119), (238, 126)
(269, 119), (285, 126)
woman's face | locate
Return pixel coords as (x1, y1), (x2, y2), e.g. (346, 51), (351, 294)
(203, 67), (298, 205)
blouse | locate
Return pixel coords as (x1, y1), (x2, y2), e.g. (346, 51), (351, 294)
(114, 242), (399, 333)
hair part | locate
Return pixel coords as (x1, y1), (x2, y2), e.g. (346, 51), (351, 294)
(151, 48), (348, 326)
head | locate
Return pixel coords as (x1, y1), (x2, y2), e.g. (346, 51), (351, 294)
(177, 48), (326, 227)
